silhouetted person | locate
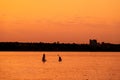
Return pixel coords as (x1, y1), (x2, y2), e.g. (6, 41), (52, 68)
(42, 53), (46, 63)
(58, 55), (62, 62)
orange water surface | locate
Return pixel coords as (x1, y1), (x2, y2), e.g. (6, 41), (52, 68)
(0, 52), (120, 80)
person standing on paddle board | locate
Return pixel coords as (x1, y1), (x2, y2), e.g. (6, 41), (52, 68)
(42, 53), (46, 63)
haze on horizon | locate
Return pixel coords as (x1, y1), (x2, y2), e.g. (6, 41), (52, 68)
(0, 0), (120, 44)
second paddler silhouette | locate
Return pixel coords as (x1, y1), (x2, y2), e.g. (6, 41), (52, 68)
(57, 55), (62, 62)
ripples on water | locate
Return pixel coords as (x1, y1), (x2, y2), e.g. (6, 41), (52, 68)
(0, 52), (120, 80)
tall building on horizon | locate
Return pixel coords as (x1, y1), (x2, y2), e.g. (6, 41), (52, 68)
(89, 39), (98, 46)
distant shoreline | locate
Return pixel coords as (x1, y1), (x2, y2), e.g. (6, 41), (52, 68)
(0, 42), (120, 52)
(0, 51), (120, 52)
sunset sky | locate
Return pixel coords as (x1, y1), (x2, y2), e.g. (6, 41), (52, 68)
(0, 0), (120, 43)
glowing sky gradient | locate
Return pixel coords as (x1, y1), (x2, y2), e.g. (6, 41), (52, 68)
(0, 0), (120, 43)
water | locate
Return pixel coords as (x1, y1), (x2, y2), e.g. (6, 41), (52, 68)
(0, 52), (120, 80)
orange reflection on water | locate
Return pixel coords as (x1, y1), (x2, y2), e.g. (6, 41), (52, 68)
(0, 52), (120, 80)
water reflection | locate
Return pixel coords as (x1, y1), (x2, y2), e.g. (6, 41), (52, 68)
(0, 52), (120, 80)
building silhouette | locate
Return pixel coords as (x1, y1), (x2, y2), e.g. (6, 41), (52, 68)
(89, 39), (98, 46)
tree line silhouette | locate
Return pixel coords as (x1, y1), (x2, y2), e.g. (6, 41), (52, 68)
(0, 41), (120, 51)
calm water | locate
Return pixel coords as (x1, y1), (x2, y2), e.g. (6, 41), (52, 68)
(0, 52), (120, 80)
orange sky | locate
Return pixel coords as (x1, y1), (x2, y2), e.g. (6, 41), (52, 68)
(0, 0), (120, 43)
